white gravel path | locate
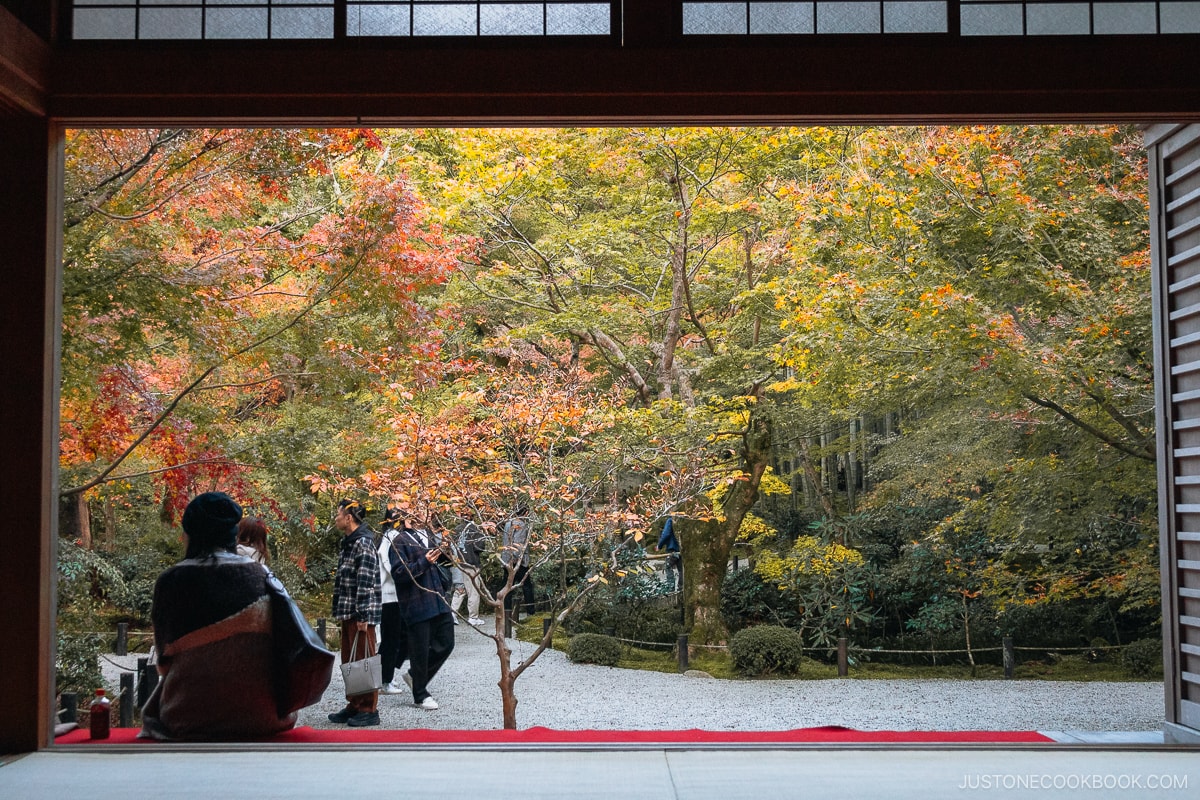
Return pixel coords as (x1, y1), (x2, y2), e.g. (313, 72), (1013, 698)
(297, 623), (1164, 733)
(101, 622), (1164, 734)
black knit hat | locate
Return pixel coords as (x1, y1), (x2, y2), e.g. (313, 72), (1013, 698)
(182, 491), (243, 555)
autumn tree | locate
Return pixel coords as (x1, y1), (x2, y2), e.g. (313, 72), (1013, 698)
(307, 361), (701, 727)
(59, 128), (458, 559)
(397, 127), (835, 645)
(772, 125), (1157, 645)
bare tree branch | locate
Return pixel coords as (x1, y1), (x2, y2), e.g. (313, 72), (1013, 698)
(1023, 393), (1154, 461)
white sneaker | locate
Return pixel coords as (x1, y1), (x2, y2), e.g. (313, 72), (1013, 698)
(417, 696), (439, 710)
(468, 617), (486, 626)
(380, 679), (406, 695)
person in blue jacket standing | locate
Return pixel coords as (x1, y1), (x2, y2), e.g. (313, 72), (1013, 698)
(657, 516), (681, 593)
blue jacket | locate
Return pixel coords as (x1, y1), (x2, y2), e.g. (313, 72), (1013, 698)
(657, 517), (679, 553)
(386, 528), (451, 625)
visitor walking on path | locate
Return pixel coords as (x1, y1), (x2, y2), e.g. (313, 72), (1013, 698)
(501, 507), (535, 618)
(377, 506), (409, 696)
(388, 516), (455, 710)
(451, 519), (486, 626)
(328, 499), (383, 728)
(656, 516), (681, 593)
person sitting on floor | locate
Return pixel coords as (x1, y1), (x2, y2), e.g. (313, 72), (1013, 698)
(140, 491), (300, 740)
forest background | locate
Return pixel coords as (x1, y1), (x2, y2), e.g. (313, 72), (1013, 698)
(54, 125), (1163, 698)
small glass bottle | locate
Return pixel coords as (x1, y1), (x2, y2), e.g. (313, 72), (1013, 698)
(89, 688), (111, 739)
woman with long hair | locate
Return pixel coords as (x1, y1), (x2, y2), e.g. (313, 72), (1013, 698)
(236, 517), (270, 565)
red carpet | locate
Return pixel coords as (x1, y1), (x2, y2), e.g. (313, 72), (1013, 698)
(56, 726), (1053, 744)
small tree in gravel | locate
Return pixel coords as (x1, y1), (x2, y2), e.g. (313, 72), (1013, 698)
(311, 365), (703, 728)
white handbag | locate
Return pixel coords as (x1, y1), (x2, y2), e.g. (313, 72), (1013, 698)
(340, 630), (383, 696)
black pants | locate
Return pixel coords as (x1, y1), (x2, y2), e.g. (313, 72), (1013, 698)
(503, 564), (535, 612)
(405, 612), (455, 702)
(379, 601), (408, 684)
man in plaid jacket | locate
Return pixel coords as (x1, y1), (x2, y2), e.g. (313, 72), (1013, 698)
(327, 499), (382, 727)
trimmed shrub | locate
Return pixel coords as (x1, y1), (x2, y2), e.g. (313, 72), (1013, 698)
(730, 624), (806, 677)
(568, 633), (622, 667)
(1122, 638), (1163, 678)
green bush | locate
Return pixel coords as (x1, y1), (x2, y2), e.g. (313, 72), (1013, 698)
(730, 624), (806, 677)
(568, 633), (622, 666)
(1121, 638), (1163, 678)
(56, 630), (103, 698)
(720, 568), (800, 634)
(568, 576), (681, 645)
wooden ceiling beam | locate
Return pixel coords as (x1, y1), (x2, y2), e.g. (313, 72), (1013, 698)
(46, 35), (1200, 125)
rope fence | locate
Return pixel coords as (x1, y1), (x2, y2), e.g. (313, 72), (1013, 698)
(522, 626), (1140, 677)
(75, 622), (1141, 661)
(589, 637), (1137, 658)
(860, 646), (1003, 655)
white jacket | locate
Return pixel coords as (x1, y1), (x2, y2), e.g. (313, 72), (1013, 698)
(378, 528), (401, 604)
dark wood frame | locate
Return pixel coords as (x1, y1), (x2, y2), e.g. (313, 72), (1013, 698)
(4, 0), (1200, 752)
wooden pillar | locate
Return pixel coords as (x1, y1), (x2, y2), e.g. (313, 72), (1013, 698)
(0, 116), (62, 754)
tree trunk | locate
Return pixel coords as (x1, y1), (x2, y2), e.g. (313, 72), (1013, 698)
(677, 406), (772, 647)
(492, 621), (519, 729)
(677, 515), (728, 645)
(657, 183), (691, 401)
(847, 419), (858, 512)
(487, 573), (595, 729)
(820, 430), (832, 496)
(77, 494), (92, 550)
(673, 363), (696, 408)
(60, 492), (93, 549)
(962, 593), (976, 678)
(798, 436), (836, 518)
(860, 415), (870, 493)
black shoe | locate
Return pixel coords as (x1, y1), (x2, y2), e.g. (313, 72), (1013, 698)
(327, 706), (355, 724)
(346, 711), (380, 727)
